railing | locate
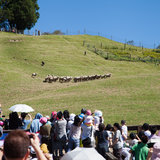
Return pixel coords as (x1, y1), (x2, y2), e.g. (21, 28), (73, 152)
(128, 125), (160, 133)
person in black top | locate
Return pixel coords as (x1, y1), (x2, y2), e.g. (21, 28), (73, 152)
(9, 112), (22, 129)
(95, 123), (109, 158)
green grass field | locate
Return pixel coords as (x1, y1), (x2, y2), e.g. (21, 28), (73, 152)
(0, 32), (160, 125)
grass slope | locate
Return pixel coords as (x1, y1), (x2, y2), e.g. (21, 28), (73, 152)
(0, 32), (160, 125)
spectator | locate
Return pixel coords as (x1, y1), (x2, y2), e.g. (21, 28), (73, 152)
(81, 115), (95, 147)
(129, 132), (139, 147)
(81, 108), (86, 115)
(63, 110), (70, 122)
(121, 120), (128, 141)
(3, 130), (47, 160)
(142, 123), (151, 138)
(94, 110), (104, 124)
(95, 123), (109, 158)
(40, 117), (52, 151)
(30, 113), (43, 133)
(79, 108), (86, 119)
(68, 115), (83, 151)
(130, 134), (149, 160)
(67, 113), (76, 134)
(9, 112), (22, 129)
(112, 123), (123, 158)
(50, 111), (57, 125)
(54, 111), (67, 157)
(105, 124), (113, 147)
(21, 112), (32, 130)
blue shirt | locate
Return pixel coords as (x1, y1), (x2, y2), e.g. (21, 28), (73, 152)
(21, 119), (31, 130)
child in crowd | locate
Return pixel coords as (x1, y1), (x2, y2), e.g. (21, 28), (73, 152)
(105, 124), (113, 147)
(121, 120), (128, 142)
(142, 123), (151, 138)
(129, 132), (139, 147)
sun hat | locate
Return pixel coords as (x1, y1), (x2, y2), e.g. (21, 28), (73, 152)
(94, 110), (102, 117)
(40, 143), (49, 153)
(69, 113), (76, 121)
(84, 116), (93, 124)
(152, 142), (160, 159)
(39, 117), (47, 124)
(86, 110), (91, 116)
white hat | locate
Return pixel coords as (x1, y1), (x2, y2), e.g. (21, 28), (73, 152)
(95, 110), (102, 117)
(69, 113), (76, 121)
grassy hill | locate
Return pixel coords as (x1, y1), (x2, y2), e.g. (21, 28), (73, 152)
(0, 32), (160, 125)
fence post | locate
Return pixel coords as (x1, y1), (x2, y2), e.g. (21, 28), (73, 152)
(95, 48), (97, 53)
(101, 42), (102, 49)
(83, 41), (85, 46)
(124, 43), (126, 50)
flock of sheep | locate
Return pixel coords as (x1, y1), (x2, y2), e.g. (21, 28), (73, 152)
(43, 74), (111, 83)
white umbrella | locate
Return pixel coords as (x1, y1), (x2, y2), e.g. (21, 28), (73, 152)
(61, 147), (105, 160)
(9, 104), (34, 113)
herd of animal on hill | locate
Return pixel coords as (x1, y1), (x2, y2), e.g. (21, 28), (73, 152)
(43, 74), (111, 83)
(31, 61), (111, 83)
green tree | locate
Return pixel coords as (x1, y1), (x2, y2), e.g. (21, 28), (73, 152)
(0, 0), (39, 32)
(53, 30), (64, 35)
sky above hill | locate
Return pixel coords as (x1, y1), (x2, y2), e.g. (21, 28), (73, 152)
(31, 0), (160, 48)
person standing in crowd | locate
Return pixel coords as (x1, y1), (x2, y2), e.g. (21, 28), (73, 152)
(105, 124), (113, 147)
(121, 120), (128, 142)
(81, 115), (95, 147)
(21, 112), (32, 130)
(68, 115), (83, 151)
(9, 112), (22, 129)
(54, 111), (67, 158)
(30, 113), (43, 133)
(50, 111), (57, 125)
(67, 113), (76, 135)
(40, 117), (52, 152)
(112, 123), (123, 158)
(142, 123), (151, 138)
(129, 132), (139, 147)
(95, 123), (109, 158)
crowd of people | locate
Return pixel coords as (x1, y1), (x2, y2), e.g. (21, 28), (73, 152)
(0, 107), (159, 160)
